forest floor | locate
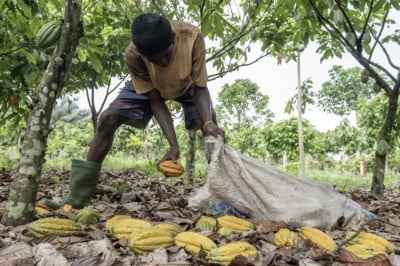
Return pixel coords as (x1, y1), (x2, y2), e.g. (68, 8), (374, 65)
(0, 168), (399, 266)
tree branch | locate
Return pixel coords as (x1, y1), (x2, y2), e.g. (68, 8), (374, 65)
(208, 53), (269, 81)
(308, 0), (394, 94)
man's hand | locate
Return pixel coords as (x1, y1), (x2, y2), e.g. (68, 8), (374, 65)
(203, 121), (225, 139)
(157, 146), (180, 170)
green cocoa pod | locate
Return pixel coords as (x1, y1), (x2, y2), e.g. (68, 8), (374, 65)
(76, 206), (101, 224)
(250, 29), (257, 41)
(376, 140), (389, 156)
(373, 82), (381, 93)
(345, 32), (356, 47)
(333, 10), (344, 25)
(362, 32), (372, 44)
(35, 21), (62, 49)
(360, 69), (369, 84)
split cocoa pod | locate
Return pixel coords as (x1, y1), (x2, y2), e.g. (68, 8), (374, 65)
(207, 241), (258, 265)
(158, 160), (185, 177)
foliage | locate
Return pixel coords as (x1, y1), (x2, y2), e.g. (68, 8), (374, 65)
(111, 181), (131, 196)
(356, 93), (397, 139)
(0, 0), (43, 127)
(317, 66), (376, 116)
(324, 119), (373, 156)
(216, 79), (274, 131)
(306, 168), (399, 193)
(50, 96), (90, 125)
(46, 120), (93, 161)
(284, 78), (315, 114)
(263, 117), (325, 163)
(0, 146), (19, 170)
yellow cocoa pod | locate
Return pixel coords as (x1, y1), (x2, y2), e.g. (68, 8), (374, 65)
(344, 244), (385, 259)
(110, 218), (152, 239)
(207, 241), (258, 265)
(128, 228), (175, 253)
(175, 231), (217, 256)
(28, 217), (82, 238)
(299, 227), (337, 253)
(60, 204), (74, 213)
(35, 206), (49, 215)
(104, 215), (133, 229)
(217, 216), (254, 232)
(158, 160), (185, 177)
(217, 227), (233, 237)
(345, 231), (394, 254)
(195, 216), (217, 231)
(274, 228), (298, 249)
(153, 223), (183, 237)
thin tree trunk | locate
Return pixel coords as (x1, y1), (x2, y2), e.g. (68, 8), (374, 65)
(356, 151), (363, 176)
(282, 151), (288, 171)
(2, 0), (83, 226)
(371, 90), (399, 197)
(142, 127), (150, 159)
(185, 130), (196, 185)
(296, 51), (305, 178)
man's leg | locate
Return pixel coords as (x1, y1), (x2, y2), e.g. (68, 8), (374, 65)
(87, 110), (126, 163)
(38, 81), (153, 210)
(38, 111), (130, 210)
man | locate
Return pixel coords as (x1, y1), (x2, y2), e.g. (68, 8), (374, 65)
(40, 12), (224, 210)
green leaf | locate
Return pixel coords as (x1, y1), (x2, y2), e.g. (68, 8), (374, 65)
(100, 26), (113, 39)
(88, 52), (102, 72)
(373, 0), (387, 11)
(18, 1), (32, 18)
(391, 0), (400, 9)
(19, 49), (37, 65)
(77, 48), (88, 62)
(0, 0), (6, 9)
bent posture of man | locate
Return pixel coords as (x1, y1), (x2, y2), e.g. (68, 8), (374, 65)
(40, 13), (224, 210)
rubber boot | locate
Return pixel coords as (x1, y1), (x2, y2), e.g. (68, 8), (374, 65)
(40, 160), (101, 210)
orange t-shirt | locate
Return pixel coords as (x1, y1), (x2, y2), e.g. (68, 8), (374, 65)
(125, 21), (208, 100)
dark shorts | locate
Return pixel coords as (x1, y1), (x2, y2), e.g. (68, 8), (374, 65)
(107, 82), (204, 130)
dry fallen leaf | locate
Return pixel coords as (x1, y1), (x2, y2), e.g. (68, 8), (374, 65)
(336, 248), (390, 266)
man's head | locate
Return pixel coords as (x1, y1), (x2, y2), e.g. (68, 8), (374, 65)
(131, 13), (175, 66)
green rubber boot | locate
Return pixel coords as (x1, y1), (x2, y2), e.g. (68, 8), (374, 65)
(40, 160), (101, 210)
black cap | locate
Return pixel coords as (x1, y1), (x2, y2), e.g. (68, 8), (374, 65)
(131, 13), (175, 55)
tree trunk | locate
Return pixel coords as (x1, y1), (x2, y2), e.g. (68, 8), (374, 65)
(296, 51), (305, 178)
(2, 0), (83, 226)
(340, 154), (345, 174)
(282, 151), (288, 171)
(360, 159), (365, 176)
(142, 127), (150, 159)
(371, 90), (399, 197)
(91, 113), (98, 133)
(185, 130), (196, 185)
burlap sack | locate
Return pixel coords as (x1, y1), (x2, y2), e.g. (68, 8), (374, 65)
(188, 136), (373, 230)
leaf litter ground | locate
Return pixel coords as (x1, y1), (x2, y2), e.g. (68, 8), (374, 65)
(0, 168), (399, 265)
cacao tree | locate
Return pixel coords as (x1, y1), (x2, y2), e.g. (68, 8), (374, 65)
(299, 0), (400, 196)
(216, 78), (273, 132)
(263, 117), (325, 168)
(317, 65), (377, 116)
(2, 0), (83, 226)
